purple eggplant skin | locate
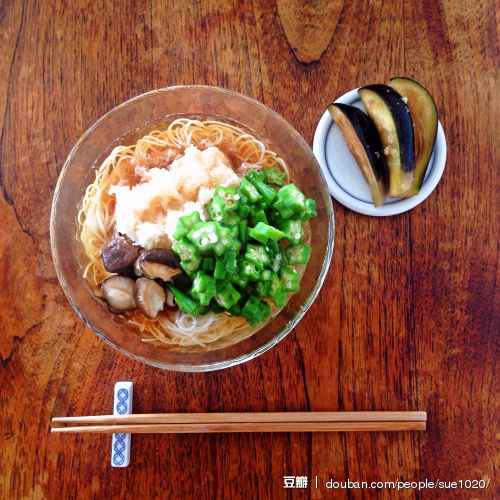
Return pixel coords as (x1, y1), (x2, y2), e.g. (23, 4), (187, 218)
(358, 84), (416, 197)
(388, 77), (438, 196)
(328, 103), (388, 206)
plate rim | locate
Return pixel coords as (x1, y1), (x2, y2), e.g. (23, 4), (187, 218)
(313, 87), (447, 216)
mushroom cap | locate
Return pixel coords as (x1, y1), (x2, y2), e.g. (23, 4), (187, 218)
(141, 249), (180, 267)
(134, 249), (182, 282)
(100, 236), (140, 276)
(101, 276), (136, 312)
(171, 270), (192, 290)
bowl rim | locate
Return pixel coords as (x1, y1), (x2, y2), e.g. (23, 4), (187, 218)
(50, 85), (335, 371)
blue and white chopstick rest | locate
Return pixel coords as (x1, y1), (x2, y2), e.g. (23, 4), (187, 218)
(111, 381), (133, 467)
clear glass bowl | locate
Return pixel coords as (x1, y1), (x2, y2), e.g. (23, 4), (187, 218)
(50, 86), (334, 371)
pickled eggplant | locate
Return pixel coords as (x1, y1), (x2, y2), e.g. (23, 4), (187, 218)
(389, 77), (438, 196)
(328, 103), (387, 206)
(358, 84), (415, 197)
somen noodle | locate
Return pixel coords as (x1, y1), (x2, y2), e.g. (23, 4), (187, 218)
(77, 118), (304, 351)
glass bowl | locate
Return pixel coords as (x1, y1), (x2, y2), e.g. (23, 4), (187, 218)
(50, 86), (334, 371)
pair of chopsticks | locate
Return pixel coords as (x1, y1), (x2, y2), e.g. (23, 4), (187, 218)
(51, 411), (426, 434)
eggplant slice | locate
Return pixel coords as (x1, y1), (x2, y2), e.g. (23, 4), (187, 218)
(389, 77), (438, 196)
(358, 84), (415, 197)
(328, 103), (388, 207)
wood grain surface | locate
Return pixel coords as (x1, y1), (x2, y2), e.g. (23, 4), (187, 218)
(0, 0), (498, 498)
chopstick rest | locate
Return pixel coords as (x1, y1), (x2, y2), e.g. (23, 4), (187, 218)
(111, 381), (133, 468)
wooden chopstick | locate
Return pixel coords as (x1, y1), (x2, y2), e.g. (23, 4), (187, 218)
(51, 412), (426, 433)
(52, 411), (427, 425)
(51, 420), (425, 434)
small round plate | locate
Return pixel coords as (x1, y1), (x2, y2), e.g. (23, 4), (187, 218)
(313, 87), (447, 216)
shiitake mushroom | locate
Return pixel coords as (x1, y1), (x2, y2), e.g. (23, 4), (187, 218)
(99, 241), (182, 317)
(134, 249), (182, 282)
(165, 288), (176, 309)
(101, 276), (136, 312)
(171, 270), (192, 290)
(134, 278), (166, 319)
(100, 235), (140, 277)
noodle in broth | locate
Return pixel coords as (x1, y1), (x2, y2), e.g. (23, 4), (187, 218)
(77, 118), (306, 351)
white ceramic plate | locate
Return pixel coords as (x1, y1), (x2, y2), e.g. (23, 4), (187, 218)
(313, 87), (447, 216)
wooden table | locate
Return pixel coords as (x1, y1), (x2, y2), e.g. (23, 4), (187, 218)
(1, 1), (497, 498)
